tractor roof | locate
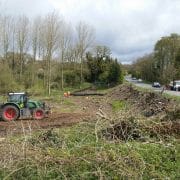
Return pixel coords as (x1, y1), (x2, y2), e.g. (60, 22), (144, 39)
(8, 92), (26, 95)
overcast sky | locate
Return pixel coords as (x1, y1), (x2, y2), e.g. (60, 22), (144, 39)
(1, 0), (180, 64)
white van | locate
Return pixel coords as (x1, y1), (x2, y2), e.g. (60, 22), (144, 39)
(169, 80), (180, 91)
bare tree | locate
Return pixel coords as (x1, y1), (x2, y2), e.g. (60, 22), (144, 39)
(76, 22), (95, 85)
(0, 11), (98, 92)
(30, 16), (42, 86)
(10, 17), (17, 73)
(58, 22), (73, 90)
(16, 15), (29, 80)
(41, 12), (60, 95)
(0, 15), (12, 62)
(94, 45), (111, 58)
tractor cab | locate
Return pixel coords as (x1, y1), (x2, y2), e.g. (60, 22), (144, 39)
(8, 92), (28, 107)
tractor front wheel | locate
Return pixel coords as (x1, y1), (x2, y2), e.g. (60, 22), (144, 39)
(33, 108), (45, 120)
(2, 105), (19, 121)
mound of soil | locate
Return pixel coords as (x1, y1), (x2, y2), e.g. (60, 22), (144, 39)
(101, 84), (180, 141)
(108, 84), (172, 116)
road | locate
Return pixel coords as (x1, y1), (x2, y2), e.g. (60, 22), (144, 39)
(125, 76), (180, 97)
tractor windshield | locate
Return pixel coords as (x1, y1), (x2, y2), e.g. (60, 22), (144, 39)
(8, 94), (24, 103)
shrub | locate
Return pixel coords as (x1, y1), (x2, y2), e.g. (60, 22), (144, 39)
(64, 70), (81, 86)
(0, 63), (17, 93)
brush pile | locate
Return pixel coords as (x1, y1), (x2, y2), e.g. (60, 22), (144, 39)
(108, 84), (173, 116)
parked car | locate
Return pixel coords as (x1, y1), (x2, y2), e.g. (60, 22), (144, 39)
(137, 79), (142, 83)
(152, 82), (161, 88)
(169, 80), (180, 91)
(132, 77), (137, 80)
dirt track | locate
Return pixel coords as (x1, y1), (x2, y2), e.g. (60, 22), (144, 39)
(0, 112), (89, 137)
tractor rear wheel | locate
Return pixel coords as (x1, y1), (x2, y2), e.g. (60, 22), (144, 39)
(33, 108), (45, 120)
(2, 105), (19, 121)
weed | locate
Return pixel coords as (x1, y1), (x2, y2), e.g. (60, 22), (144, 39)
(29, 129), (62, 148)
(111, 100), (127, 111)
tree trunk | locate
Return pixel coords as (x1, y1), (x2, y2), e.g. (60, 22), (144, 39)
(61, 51), (64, 90)
(80, 56), (83, 85)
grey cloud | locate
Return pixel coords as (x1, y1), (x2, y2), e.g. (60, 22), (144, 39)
(1, 0), (54, 17)
(89, 0), (180, 63)
(1, 0), (180, 63)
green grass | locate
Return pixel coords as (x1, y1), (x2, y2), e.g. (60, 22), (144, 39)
(0, 95), (6, 102)
(0, 121), (179, 179)
(62, 98), (75, 106)
(111, 100), (127, 111)
(162, 93), (180, 103)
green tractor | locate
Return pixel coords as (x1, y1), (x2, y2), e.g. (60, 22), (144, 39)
(0, 92), (50, 121)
